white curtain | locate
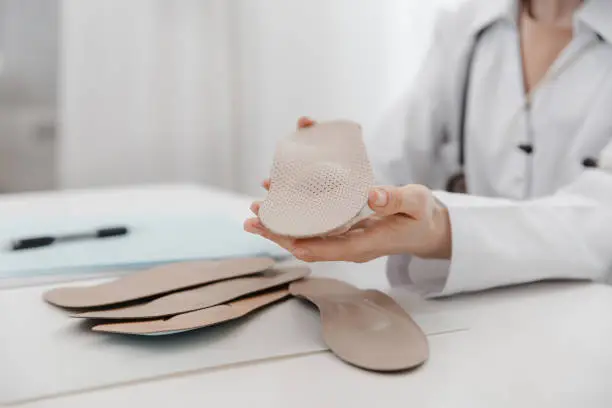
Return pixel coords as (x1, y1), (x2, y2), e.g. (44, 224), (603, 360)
(0, 0), (58, 192)
(59, 0), (459, 196)
(59, 0), (236, 190)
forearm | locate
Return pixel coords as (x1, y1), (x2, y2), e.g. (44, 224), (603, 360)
(428, 170), (612, 296)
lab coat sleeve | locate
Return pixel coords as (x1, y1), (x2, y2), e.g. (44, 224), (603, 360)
(365, 9), (455, 190)
(417, 165), (612, 297)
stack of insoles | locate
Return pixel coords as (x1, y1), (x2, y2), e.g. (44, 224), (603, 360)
(44, 257), (303, 335)
(43, 120), (429, 372)
(44, 257), (429, 372)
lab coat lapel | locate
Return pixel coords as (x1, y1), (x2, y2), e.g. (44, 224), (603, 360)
(577, 0), (612, 44)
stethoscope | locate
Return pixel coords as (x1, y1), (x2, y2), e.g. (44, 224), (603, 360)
(445, 26), (605, 193)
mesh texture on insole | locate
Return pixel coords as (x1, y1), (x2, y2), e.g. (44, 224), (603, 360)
(258, 120), (374, 238)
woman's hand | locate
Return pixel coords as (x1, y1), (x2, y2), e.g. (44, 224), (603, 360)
(243, 117), (452, 263)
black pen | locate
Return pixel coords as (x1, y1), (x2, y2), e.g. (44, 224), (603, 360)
(10, 226), (130, 251)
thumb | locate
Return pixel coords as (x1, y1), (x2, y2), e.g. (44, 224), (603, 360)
(368, 184), (435, 220)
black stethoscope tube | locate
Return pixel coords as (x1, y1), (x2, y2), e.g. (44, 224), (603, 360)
(445, 27), (603, 193)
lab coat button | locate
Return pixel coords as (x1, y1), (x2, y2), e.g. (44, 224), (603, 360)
(518, 144), (533, 154)
(582, 157), (598, 168)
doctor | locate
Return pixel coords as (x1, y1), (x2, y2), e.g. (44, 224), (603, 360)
(245, 0), (612, 297)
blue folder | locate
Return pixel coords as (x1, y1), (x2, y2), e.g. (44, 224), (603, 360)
(0, 213), (290, 279)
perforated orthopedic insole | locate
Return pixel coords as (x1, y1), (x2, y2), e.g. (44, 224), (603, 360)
(43, 257), (275, 309)
(258, 120), (375, 238)
(91, 289), (291, 335)
(289, 277), (429, 372)
(71, 266), (310, 319)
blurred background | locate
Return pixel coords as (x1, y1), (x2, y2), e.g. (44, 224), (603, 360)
(0, 0), (462, 197)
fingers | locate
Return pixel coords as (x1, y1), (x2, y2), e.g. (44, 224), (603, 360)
(326, 215), (379, 236)
(245, 200), (302, 254)
(368, 184), (434, 220)
(243, 217), (297, 253)
(323, 223), (353, 237)
(347, 216), (380, 231)
(244, 210), (378, 263)
(291, 228), (381, 263)
(297, 116), (316, 129)
(250, 201), (261, 216)
(261, 179), (270, 191)
(244, 209), (388, 263)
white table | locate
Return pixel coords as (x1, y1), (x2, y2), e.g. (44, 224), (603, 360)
(2, 184), (612, 408)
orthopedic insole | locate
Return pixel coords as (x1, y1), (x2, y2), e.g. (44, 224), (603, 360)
(258, 120), (375, 238)
(289, 277), (429, 372)
(91, 289), (291, 335)
(43, 257), (275, 309)
(72, 266), (310, 319)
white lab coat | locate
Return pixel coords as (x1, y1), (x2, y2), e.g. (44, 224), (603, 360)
(368, 0), (612, 297)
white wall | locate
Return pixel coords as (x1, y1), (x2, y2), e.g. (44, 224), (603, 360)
(0, 0), (58, 192)
(58, 0), (456, 195)
(0, 0), (58, 107)
(231, 0), (442, 194)
(58, 0), (235, 190)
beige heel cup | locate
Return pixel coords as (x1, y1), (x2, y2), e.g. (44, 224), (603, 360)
(289, 277), (429, 372)
(43, 257), (275, 309)
(72, 266), (310, 320)
(91, 289), (291, 335)
(258, 120), (374, 238)
(323, 205), (375, 237)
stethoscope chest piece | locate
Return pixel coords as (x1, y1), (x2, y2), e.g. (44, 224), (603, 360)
(445, 172), (468, 194)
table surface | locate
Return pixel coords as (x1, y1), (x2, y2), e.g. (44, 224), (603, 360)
(2, 183), (612, 408)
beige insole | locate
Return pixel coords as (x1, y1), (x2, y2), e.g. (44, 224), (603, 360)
(72, 266), (310, 319)
(258, 120), (374, 238)
(44, 257), (275, 309)
(91, 289), (290, 335)
(289, 277), (429, 372)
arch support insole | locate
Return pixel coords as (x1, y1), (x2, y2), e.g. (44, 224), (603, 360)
(289, 277), (429, 372)
(258, 120), (375, 238)
(43, 257), (275, 309)
(92, 289), (291, 335)
(73, 266), (309, 319)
